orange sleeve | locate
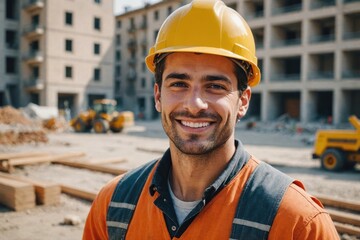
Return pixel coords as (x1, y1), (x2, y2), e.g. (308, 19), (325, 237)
(82, 175), (122, 240)
(269, 182), (339, 240)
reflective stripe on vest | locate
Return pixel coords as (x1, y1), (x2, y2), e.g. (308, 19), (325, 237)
(107, 160), (293, 239)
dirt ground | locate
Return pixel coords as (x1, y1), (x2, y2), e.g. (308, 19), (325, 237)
(0, 120), (359, 240)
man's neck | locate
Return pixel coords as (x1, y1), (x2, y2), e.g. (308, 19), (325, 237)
(169, 138), (236, 202)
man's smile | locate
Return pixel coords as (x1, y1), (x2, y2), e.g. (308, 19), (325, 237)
(180, 121), (211, 128)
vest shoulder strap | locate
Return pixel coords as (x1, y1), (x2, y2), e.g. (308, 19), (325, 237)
(106, 159), (157, 240)
(230, 161), (293, 240)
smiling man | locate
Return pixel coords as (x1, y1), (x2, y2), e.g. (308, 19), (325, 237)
(83, 0), (339, 239)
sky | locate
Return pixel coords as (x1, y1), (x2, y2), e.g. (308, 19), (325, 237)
(114, 0), (161, 15)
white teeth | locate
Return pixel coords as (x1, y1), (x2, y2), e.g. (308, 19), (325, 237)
(181, 121), (210, 128)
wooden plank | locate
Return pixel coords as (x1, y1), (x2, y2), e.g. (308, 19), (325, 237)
(136, 147), (164, 154)
(316, 194), (360, 212)
(334, 222), (360, 236)
(54, 159), (127, 175)
(0, 152), (49, 160)
(89, 158), (127, 165)
(327, 209), (360, 227)
(0, 173), (60, 205)
(1, 152), (86, 173)
(0, 176), (35, 211)
(61, 185), (97, 202)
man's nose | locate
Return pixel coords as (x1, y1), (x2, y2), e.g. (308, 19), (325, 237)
(183, 88), (208, 114)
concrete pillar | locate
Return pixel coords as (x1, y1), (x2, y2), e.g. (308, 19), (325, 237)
(333, 88), (344, 125)
(300, 89), (308, 123)
(261, 90), (267, 122)
(302, 18), (309, 83)
(335, 13), (343, 81)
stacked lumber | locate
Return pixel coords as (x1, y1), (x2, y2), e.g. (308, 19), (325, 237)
(0, 152), (85, 173)
(61, 185), (97, 202)
(315, 194), (360, 236)
(0, 177), (35, 211)
(0, 173), (60, 206)
(0, 152), (48, 160)
(54, 159), (127, 175)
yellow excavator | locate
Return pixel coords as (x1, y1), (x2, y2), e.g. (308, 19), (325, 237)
(312, 115), (360, 171)
(70, 99), (134, 133)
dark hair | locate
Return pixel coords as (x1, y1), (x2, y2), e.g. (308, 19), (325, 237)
(154, 54), (248, 94)
(154, 54), (166, 89)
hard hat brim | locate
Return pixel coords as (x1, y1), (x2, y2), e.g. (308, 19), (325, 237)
(145, 46), (261, 87)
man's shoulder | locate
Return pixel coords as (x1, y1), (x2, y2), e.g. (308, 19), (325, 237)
(271, 182), (338, 239)
(286, 182), (326, 214)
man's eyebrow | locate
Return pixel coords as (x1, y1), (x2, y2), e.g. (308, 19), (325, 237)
(164, 72), (190, 80)
(203, 74), (232, 84)
(164, 72), (232, 85)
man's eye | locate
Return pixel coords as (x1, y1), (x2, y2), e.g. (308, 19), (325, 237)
(209, 84), (226, 90)
(170, 82), (187, 88)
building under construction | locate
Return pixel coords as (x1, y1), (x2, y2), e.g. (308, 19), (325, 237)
(0, 0), (114, 117)
(115, 0), (360, 124)
(0, 0), (359, 124)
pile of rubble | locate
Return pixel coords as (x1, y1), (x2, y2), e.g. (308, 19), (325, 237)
(0, 106), (48, 145)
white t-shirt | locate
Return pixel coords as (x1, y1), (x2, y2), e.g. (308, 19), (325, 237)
(168, 180), (201, 225)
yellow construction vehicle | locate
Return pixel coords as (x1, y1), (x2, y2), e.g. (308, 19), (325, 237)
(312, 115), (360, 171)
(70, 99), (134, 133)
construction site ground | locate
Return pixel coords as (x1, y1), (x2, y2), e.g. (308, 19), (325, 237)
(0, 120), (359, 240)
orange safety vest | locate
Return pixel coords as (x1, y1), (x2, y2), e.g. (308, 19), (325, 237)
(106, 158), (293, 239)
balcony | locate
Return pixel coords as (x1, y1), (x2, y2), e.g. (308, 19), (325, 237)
(253, 28), (264, 49)
(127, 68), (137, 82)
(23, 24), (44, 39)
(272, 22), (302, 48)
(140, 38), (147, 48)
(23, 50), (43, 64)
(128, 25), (136, 34)
(271, 38), (301, 48)
(5, 42), (19, 50)
(309, 17), (335, 44)
(308, 53), (334, 80)
(310, 0), (335, 9)
(272, 3), (302, 15)
(270, 73), (301, 81)
(23, 0), (44, 12)
(343, 13), (360, 41)
(310, 34), (335, 43)
(270, 56), (301, 82)
(343, 31), (360, 40)
(308, 71), (334, 80)
(128, 57), (137, 66)
(24, 77), (44, 91)
(245, 10), (264, 20)
(127, 39), (137, 51)
(342, 70), (360, 79)
(243, 1), (264, 20)
(139, 21), (147, 30)
(344, 0), (360, 3)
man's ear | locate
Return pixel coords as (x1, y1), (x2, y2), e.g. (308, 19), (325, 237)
(154, 83), (161, 112)
(238, 87), (251, 119)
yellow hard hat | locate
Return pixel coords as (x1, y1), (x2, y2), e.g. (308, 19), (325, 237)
(145, 0), (261, 87)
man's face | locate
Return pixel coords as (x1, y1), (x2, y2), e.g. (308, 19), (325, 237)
(154, 53), (250, 155)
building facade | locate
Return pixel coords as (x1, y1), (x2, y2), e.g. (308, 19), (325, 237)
(1, 0), (114, 117)
(1, 0), (359, 124)
(114, 0), (185, 120)
(115, 0), (360, 124)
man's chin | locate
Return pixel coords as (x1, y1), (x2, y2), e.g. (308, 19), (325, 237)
(175, 142), (213, 155)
